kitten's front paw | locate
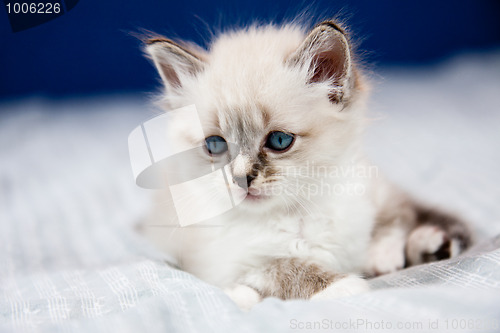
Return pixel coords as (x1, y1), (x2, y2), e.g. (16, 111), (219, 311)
(311, 275), (369, 300)
(224, 284), (261, 311)
(406, 225), (461, 265)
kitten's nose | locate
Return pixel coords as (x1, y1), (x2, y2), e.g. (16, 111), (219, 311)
(233, 175), (255, 189)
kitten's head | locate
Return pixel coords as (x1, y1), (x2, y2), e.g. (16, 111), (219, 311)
(145, 21), (367, 218)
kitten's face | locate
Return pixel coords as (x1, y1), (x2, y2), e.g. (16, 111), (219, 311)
(148, 23), (364, 218)
(175, 82), (354, 213)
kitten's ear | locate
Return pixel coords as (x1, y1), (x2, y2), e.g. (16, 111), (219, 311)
(145, 38), (205, 92)
(289, 21), (356, 103)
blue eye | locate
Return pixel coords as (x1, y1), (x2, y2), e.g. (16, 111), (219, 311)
(205, 136), (228, 155)
(265, 131), (294, 151)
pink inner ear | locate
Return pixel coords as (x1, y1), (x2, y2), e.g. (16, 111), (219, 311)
(159, 62), (181, 88)
(309, 44), (347, 85)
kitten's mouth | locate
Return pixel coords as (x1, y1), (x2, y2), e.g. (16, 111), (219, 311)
(245, 193), (264, 201)
(244, 188), (269, 202)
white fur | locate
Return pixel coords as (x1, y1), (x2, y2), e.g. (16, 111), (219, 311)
(406, 225), (447, 265)
(366, 227), (406, 275)
(224, 285), (261, 311)
(144, 23), (380, 307)
(311, 275), (370, 300)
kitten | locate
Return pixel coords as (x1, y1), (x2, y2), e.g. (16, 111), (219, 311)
(140, 20), (472, 310)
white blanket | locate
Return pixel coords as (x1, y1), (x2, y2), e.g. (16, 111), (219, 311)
(1, 52), (500, 332)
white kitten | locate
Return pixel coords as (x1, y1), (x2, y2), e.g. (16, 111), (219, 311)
(139, 21), (472, 309)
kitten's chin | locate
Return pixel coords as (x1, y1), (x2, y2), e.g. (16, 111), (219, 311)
(227, 186), (282, 213)
(243, 192), (269, 203)
(236, 190), (281, 212)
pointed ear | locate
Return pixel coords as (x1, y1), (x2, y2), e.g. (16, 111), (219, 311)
(288, 22), (355, 104)
(145, 38), (205, 92)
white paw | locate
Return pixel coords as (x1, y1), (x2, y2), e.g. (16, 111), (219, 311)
(311, 275), (369, 300)
(224, 284), (261, 311)
(365, 229), (406, 276)
(406, 225), (452, 265)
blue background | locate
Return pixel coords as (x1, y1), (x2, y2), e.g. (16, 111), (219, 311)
(1, 0), (499, 98)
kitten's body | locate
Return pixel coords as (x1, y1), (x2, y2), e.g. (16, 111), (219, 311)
(141, 21), (472, 308)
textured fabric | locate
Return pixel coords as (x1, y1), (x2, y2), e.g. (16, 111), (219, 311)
(1, 52), (500, 332)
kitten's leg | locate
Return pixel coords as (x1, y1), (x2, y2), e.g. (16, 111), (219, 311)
(406, 225), (455, 265)
(365, 226), (407, 276)
(369, 183), (473, 274)
(405, 206), (472, 266)
(238, 258), (369, 305)
(224, 285), (261, 311)
(310, 274), (369, 300)
(225, 274), (368, 310)
(366, 183), (418, 276)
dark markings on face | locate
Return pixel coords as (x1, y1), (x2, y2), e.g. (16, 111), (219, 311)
(258, 103), (271, 128)
(256, 151), (281, 179)
(217, 105), (292, 182)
